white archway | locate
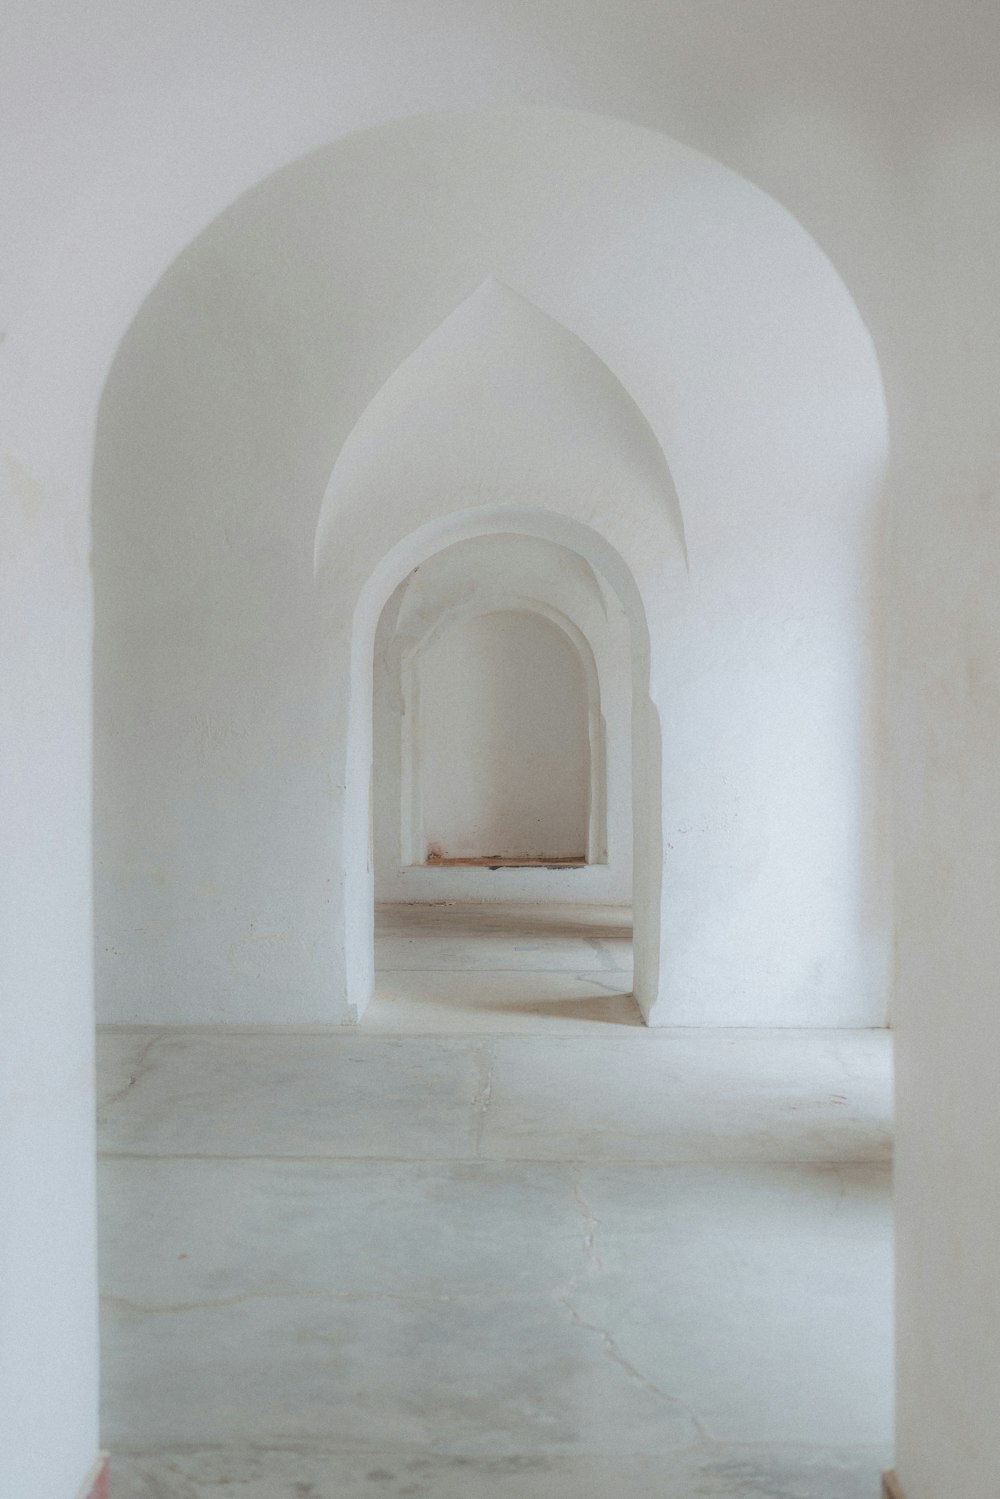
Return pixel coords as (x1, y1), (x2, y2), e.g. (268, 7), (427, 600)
(94, 107), (888, 1030)
(335, 504), (663, 1022)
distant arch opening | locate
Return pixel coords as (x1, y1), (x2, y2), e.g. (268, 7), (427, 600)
(344, 506), (659, 1022)
(369, 529), (632, 913)
(411, 609), (592, 868)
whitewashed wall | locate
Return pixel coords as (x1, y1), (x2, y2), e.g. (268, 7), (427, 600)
(5, 5), (998, 1495)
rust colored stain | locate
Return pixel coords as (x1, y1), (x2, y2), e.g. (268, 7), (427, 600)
(424, 850), (586, 869)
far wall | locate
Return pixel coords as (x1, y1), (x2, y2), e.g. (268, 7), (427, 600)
(373, 533), (633, 906)
(416, 610), (591, 864)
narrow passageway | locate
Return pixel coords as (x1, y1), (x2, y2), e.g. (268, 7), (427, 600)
(370, 902), (638, 1031)
(98, 906), (893, 1499)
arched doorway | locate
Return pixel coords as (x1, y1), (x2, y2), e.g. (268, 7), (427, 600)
(338, 503), (666, 1024)
(368, 531), (634, 1026)
(93, 108), (889, 1034)
(375, 534), (626, 893)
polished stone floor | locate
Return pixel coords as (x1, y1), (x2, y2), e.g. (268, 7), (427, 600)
(98, 903), (894, 1498)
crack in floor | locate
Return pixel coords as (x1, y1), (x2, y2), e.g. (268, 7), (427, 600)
(102, 1287), (542, 1316)
(571, 972), (636, 998)
(548, 1162), (714, 1444)
(570, 1170), (603, 1271)
(473, 1039), (497, 1155)
(557, 1295), (712, 1445)
(98, 1034), (168, 1113)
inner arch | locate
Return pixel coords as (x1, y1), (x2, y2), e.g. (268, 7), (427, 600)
(415, 609), (591, 866)
(344, 506), (661, 1024)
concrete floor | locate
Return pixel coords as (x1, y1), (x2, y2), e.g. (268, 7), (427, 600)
(97, 903), (894, 1498)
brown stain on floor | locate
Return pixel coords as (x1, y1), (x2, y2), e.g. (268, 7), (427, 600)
(424, 850), (587, 869)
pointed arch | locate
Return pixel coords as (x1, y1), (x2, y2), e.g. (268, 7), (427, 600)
(313, 276), (688, 587)
(92, 104), (889, 1029)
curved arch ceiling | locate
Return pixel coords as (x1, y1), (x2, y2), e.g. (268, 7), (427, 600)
(314, 276), (686, 576)
(102, 105), (887, 577)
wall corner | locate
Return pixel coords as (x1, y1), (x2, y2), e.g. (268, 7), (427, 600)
(76, 1454), (109, 1499)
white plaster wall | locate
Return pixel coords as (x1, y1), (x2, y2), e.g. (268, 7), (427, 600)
(0, 431), (99, 1499)
(5, 5), (1000, 1494)
(887, 115), (1000, 1499)
(373, 533), (632, 904)
(418, 610), (590, 862)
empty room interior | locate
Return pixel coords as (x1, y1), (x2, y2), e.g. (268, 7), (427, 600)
(5, 8), (1000, 1499)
